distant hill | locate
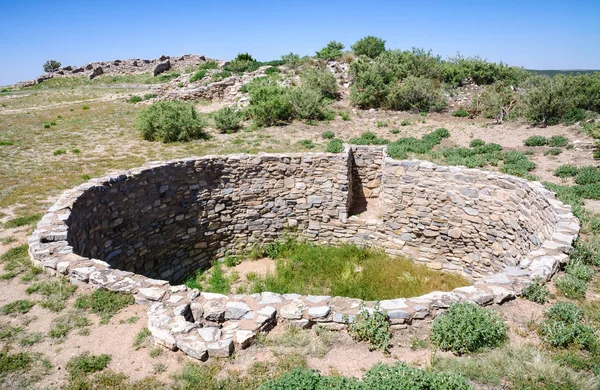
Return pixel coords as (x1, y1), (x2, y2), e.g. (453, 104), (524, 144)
(527, 69), (600, 77)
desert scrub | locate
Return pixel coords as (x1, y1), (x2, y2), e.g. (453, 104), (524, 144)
(288, 86), (327, 121)
(548, 135), (569, 147)
(523, 135), (547, 146)
(351, 35), (386, 59)
(430, 302), (508, 354)
(349, 131), (389, 146)
(544, 147), (563, 156)
(347, 305), (391, 351)
(135, 100), (208, 142)
(520, 277), (549, 304)
(299, 139), (315, 149)
(0, 245), (38, 281)
(386, 128), (450, 159)
(189, 69), (206, 82)
(388, 75), (447, 112)
(556, 274), (588, 299)
(212, 106), (242, 133)
(326, 138), (344, 153)
(554, 164), (579, 178)
(241, 241), (468, 300)
(75, 289), (134, 324)
(300, 67), (338, 98)
(321, 130), (335, 139)
(574, 166), (600, 185)
(539, 302), (599, 353)
(452, 108), (469, 117)
(469, 138), (485, 147)
(315, 41), (345, 61)
(258, 363), (471, 390)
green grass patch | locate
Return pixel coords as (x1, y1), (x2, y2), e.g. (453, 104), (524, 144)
(0, 245), (38, 280)
(48, 311), (90, 339)
(205, 240), (468, 300)
(4, 213), (41, 228)
(74, 289), (135, 324)
(26, 278), (77, 312)
(1, 300), (35, 315)
(554, 164), (580, 178)
(452, 109), (469, 117)
(66, 352), (111, 377)
(0, 141), (14, 146)
(524, 135), (548, 146)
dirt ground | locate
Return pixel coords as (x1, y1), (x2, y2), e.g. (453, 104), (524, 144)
(1, 82), (599, 388)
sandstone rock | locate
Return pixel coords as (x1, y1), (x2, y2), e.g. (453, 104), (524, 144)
(279, 300), (306, 320)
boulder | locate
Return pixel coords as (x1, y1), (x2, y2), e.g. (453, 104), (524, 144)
(153, 60), (171, 76)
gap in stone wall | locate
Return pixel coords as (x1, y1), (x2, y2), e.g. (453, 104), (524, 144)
(347, 146), (384, 222)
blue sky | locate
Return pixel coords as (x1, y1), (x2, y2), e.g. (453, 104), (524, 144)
(1, 0), (599, 86)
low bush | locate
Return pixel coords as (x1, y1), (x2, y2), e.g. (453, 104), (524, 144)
(544, 147), (563, 156)
(500, 151), (536, 177)
(189, 69), (206, 82)
(339, 111), (350, 120)
(300, 68), (338, 98)
(326, 138), (344, 153)
(315, 41), (345, 61)
(469, 138), (485, 147)
(224, 53), (260, 74)
(387, 128), (450, 159)
(351, 36), (386, 59)
(430, 302), (508, 354)
(321, 131), (334, 139)
(299, 139), (315, 149)
(555, 274), (588, 299)
(258, 363), (472, 390)
(347, 305), (391, 351)
(523, 135), (547, 146)
(520, 277), (549, 304)
(198, 60), (218, 70)
(388, 76), (446, 112)
(548, 135), (569, 147)
(574, 166), (600, 185)
(540, 302), (598, 353)
(211, 70), (232, 81)
(135, 101), (208, 143)
(265, 66), (280, 75)
(349, 131), (389, 146)
(281, 52), (306, 69)
(288, 87), (326, 121)
(126, 95), (142, 104)
(452, 109), (469, 117)
(554, 164), (579, 178)
(565, 260), (595, 282)
(245, 79), (293, 127)
(212, 106), (242, 133)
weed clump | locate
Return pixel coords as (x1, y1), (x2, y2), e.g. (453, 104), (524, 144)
(430, 302), (508, 354)
(212, 106), (242, 133)
(347, 305), (391, 351)
(520, 277), (549, 304)
(326, 138), (344, 153)
(75, 289), (134, 324)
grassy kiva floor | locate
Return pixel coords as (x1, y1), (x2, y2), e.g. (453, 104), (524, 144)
(185, 240), (469, 300)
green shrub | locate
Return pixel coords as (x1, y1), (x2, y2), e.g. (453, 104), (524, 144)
(554, 164), (579, 178)
(43, 59), (61, 72)
(544, 147), (562, 156)
(452, 109), (469, 117)
(53, 149), (66, 156)
(212, 106), (242, 133)
(390, 128), (400, 134)
(281, 52), (306, 69)
(288, 87), (326, 121)
(555, 274), (588, 299)
(540, 302), (598, 353)
(322, 131), (334, 139)
(82, 105), (90, 110)
(430, 302), (508, 354)
(400, 119), (411, 126)
(135, 101), (208, 142)
(523, 135), (547, 146)
(388, 76), (446, 112)
(326, 138), (344, 153)
(500, 151), (536, 177)
(548, 135), (568, 147)
(351, 36), (386, 59)
(224, 53), (260, 74)
(565, 260), (594, 282)
(198, 60), (218, 70)
(299, 139), (315, 149)
(469, 138), (485, 147)
(315, 41), (345, 61)
(339, 111), (350, 120)
(44, 124), (51, 129)
(211, 70), (232, 81)
(520, 277), (549, 304)
(265, 67), (280, 75)
(189, 69), (206, 82)
(126, 95), (142, 104)
(469, 83), (519, 123)
(349, 131), (389, 146)
(143, 93), (157, 100)
(258, 364), (472, 390)
(246, 79), (293, 127)
(574, 166), (600, 185)
(347, 305), (391, 352)
(387, 128), (450, 159)
(300, 68), (338, 98)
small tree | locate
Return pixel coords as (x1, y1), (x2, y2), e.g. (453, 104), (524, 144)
(352, 36), (386, 58)
(43, 60), (62, 73)
(315, 41), (345, 61)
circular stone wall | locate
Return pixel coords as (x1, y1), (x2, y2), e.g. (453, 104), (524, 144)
(29, 146), (579, 360)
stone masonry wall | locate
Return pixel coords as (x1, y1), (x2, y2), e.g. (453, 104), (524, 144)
(67, 153), (349, 283)
(29, 146), (580, 361)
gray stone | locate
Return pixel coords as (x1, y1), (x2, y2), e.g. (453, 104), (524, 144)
(207, 339), (234, 358)
(235, 330), (255, 349)
(225, 301), (250, 320)
(308, 306), (330, 319)
(177, 336), (208, 361)
(203, 301), (225, 322)
(138, 287), (166, 301)
(198, 327), (221, 343)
